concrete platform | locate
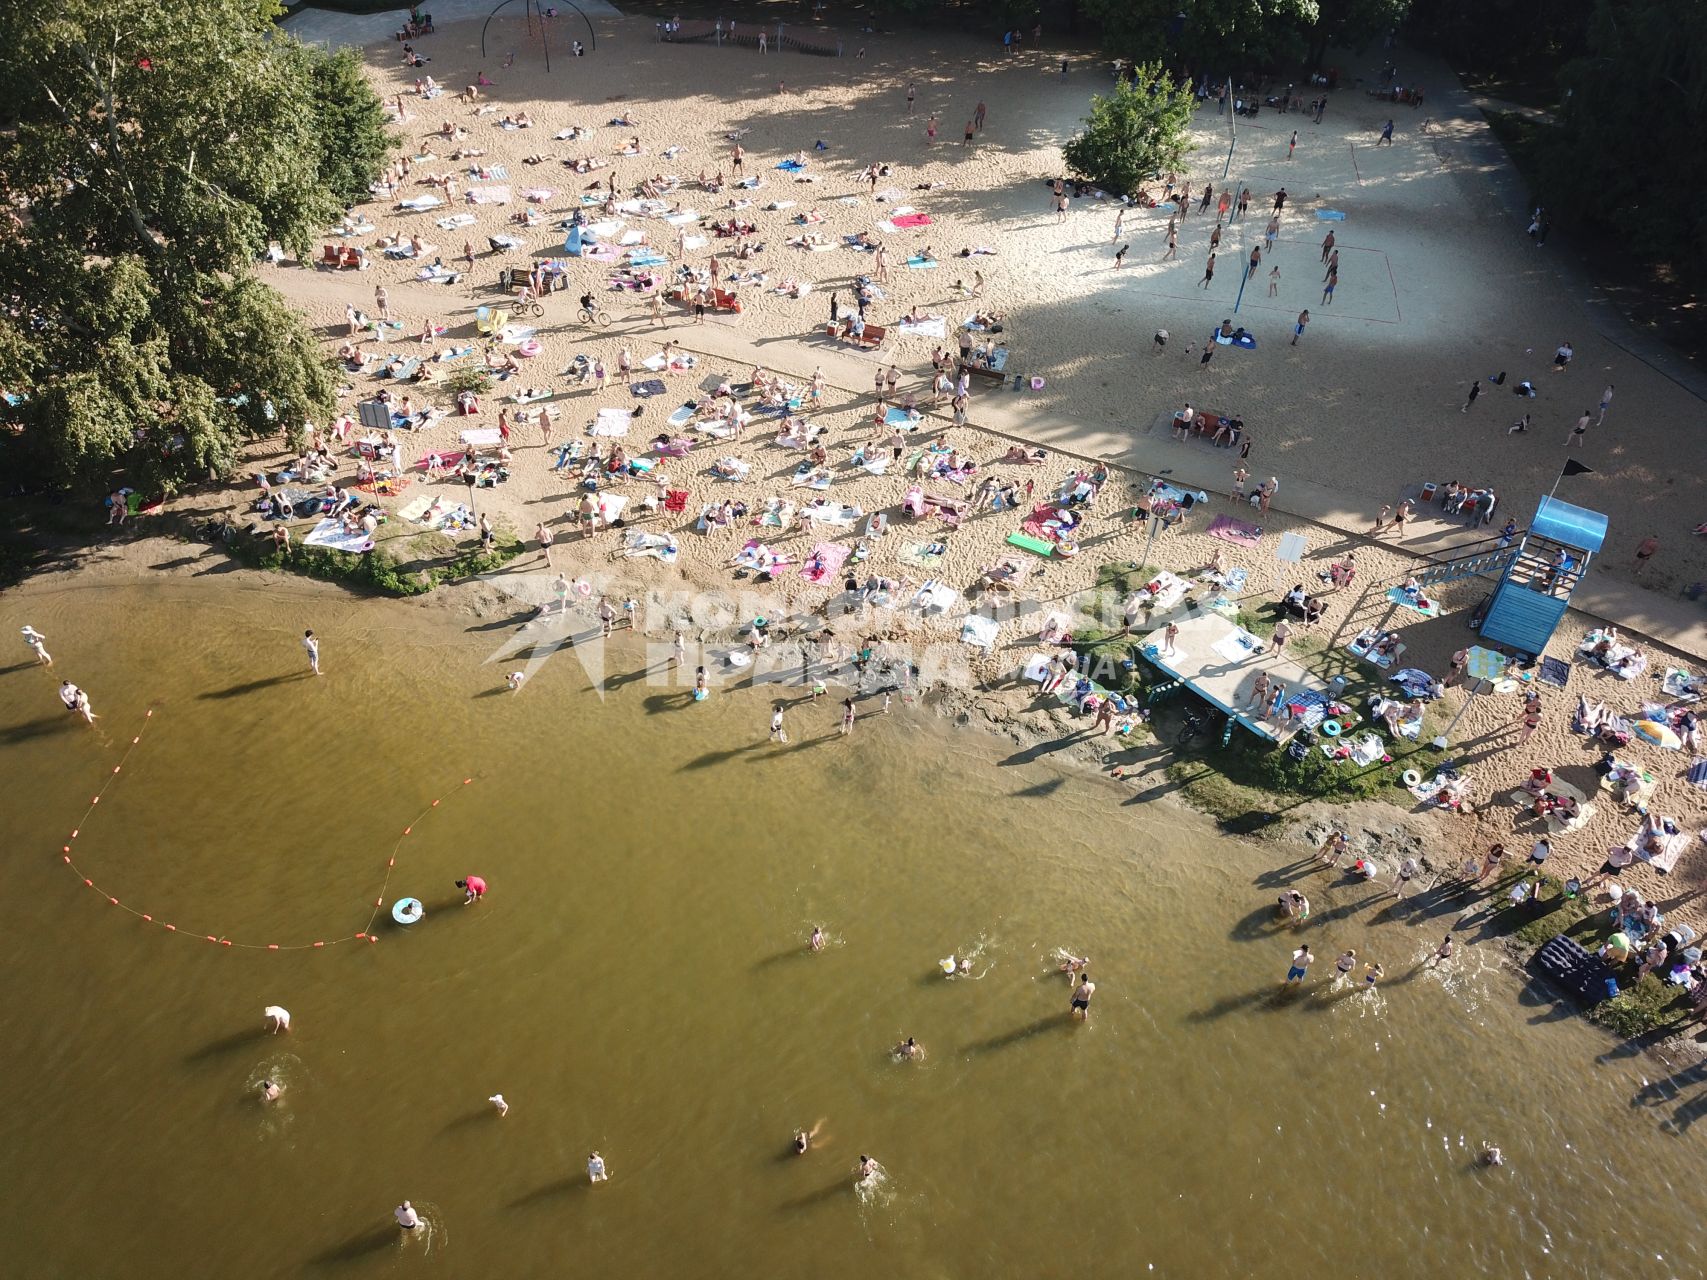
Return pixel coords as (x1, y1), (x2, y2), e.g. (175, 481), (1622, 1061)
(1140, 611), (1332, 744)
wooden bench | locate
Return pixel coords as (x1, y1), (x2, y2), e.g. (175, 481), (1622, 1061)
(958, 359), (1005, 383)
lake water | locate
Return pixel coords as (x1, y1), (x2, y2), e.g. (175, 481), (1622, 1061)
(1, 577), (1702, 1278)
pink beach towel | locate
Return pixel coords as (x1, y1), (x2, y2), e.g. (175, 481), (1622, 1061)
(891, 213), (933, 228)
(799, 541), (851, 584)
(1207, 514), (1263, 546)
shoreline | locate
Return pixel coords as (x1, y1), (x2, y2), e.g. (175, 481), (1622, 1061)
(15, 532), (1706, 1054)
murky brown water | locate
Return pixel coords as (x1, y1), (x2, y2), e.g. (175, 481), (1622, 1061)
(1, 577), (1703, 1278)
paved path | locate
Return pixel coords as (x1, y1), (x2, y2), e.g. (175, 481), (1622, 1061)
(282, 0), (622, 50)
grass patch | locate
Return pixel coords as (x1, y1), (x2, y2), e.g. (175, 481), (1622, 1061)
(1511, 877), (1595, 946)
(1590, 974), (1691, 1039)
(210, 524), (523, 595)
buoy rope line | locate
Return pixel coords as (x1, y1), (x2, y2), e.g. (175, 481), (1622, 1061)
(57, 708), (475, 951)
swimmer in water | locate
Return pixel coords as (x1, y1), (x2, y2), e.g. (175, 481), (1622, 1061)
(1430, 935), (1454, 967)
(857, 1154), (878, 1182)
(395, 1201), (420, 1230)
(587, 1151), (609, 1183)
(809, 926), (824, 952)
(893, 1036), (923, 1061)
(1071, 974), (1095, 1019)
(260, 1079), (283, 1102)
(1059, 954), (1090, 978)
(1478, 1144), (1503, 1167)
(490, 1093), (509, 1117)
(792, 1119), (825, 1155)
(694, 665), (707, 697)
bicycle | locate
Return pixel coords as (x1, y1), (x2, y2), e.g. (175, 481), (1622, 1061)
(576, 305), (612, 327)
(1176, 706), (1217, 748)
(506, 297), (544, 319)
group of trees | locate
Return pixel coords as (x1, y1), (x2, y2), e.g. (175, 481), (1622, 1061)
(1081, 0), (1410, 77)
(0, 0), (392, 493)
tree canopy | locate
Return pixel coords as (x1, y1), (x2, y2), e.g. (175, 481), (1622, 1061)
(0, 0), (392, 491)
(1081, 0), (1407, 72)
(1062, 63), (1197, 199)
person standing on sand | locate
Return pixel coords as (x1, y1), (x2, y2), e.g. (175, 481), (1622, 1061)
(1568, 410), (1590, 449)
(1321, 272), (1337, 304)
(1292, 309), (1309, 344)
(1112, 208), (1125, 243)
(926, 116), (938, 145)
(1320, 229), (1335, 261)
(1633, 534), (1659, 574)
(1199, 252), (1216, 288)
(1272, 187), (1288, 213)
(975, 100), (987, 130)
(1163, 225), (1178, 259)
(1322, 248), (1338, 278)
(1247, 244), (1262, 279)
(1267, 264), (1280, 296)
(1598, 383), (1614, 424)
(535, 521), (555, 567)
(1288, 129), (1298, 159)
(906, 82), (916, 113)
(1462, 380), (1481, 412)
(963, 119), (974, 147)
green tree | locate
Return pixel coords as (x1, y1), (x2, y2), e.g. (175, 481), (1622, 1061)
(0, 0), (390, 491)
(1063, 63), (1197, 198)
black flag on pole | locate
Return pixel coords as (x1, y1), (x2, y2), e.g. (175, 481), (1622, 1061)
(1560, 458), (1594, 478)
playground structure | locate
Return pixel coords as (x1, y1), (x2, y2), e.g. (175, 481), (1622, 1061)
(482, 0), (597, 71)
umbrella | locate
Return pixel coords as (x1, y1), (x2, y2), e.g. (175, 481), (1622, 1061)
(1634, 720), (1682, 750)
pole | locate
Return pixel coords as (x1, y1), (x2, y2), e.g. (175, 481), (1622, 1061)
(1547, 461), (1568, 500)
(1232, 253), (1250, 314)
(1433, 678), (1484, 747)
(1222, 79), (1235, 180)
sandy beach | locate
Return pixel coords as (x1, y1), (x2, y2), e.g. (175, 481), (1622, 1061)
(195, 12), (1707, 912)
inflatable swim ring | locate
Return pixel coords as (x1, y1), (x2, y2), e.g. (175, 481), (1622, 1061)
(1321, 720), (1342, 737)
(693, 687), (708, 701)
(1401, 769), (1422, 788)
(392, 897), (424, 925)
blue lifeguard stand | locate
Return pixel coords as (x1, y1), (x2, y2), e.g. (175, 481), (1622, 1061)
(1478, 496), (1608, 656)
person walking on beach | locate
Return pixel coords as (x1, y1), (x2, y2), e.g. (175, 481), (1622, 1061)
(1272, 187), (1288, 213)
(770, 703), (788, 743)
(1198, 183), (1214, 213)
(840, 697), (857, 735)
(535, 521), (555, 567)
(1112, 208), (1125, 243)
(1377, 119), (1394, 146)
(963, 119), (974, 147)
(1285, 944), (1313, 985)
(906, 82), (916, 113)
(1322, 248), (1338, 278)
(21, 626), (50, 666)
(1462, 380), (1481, 413)
(303, 629), (321, 676)
(1237, 187), (1252, 220)
(1292, 309), (1309, 344)
(1320, 229), (1335, 262)
(1568, 410), (1591, 449)
(1321, 272), (1337, 304)
(1199, 252), (1216, 288)
(1114, 243), (1129, 268)
(1267, 264), (1280, 296)
(1633, 534), (1660, 575)
(1553, 341), (1573, 372)
(1288, 129), (1298, 159)
(1598, 383), (1614, 424)
(975, 100), (987, 130)
(1163, 223), (1178, 259)
(1247, 245), (1262, 279)
(1264, 215), (1279, 252)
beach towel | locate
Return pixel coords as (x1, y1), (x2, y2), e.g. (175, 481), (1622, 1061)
(435, 212), (478, 229)
(891, 213), (933, 228)
(302, 518), (374, 553)
(397, 495), (435, 523)
(1662, 668), (1703, 702)
(631, 378), (667, 399)
(799, 500), (862, 527)
(800, 542), (850, 584)
(776, 159), (807, 172)
(1688, 760), (1707, 791)
(884, 407), (923, 429)
(497, 325), (537, 345)
(1386, 585), (1441, 617)
(1211, 629), (1263, 665)
(459, 428), (502, 447)
(1007, 532), (1055, 558)
(1211, 329), (1259, 350)
(662, 209), (700, 227)
(594, 494), (628, 524)
(1348, 629), (1398, 669)
(617, 229), (646, 246)
(397, 195), (443, 211)
(914, 581), (959, 613)
(1206, 514), (1262, 546)
(897, 316), (947, 338)
(1540, 656), (1572, 689)
(711, 456), (751, 481)
(522, 188), (556, 202)
(1199, 566), (1249, 595)
(475, 165), (510, 179)
(1317, 209), (1346, 221)
(1389, 668), (1439, 700)
(905, 256), (938, 270)
(960, 614), (1001, 650)
(628, 251), (668, 268)
(899, 542), (946, 570)
(592, 408), (632, 437)
(621, 531), (679, 564)
(467, 186), (511, 204)
(1150, 482), (1208, 507)
(733, 540), (792, 572)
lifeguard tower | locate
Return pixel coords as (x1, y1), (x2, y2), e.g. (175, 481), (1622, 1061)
(1477, 496), (1608, 656)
